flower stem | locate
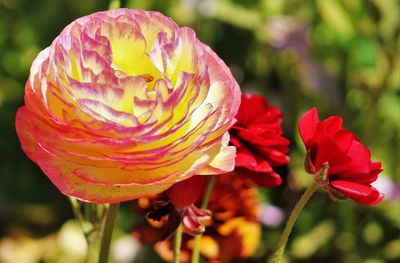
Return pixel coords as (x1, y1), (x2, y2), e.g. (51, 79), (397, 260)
(108, 0), (121, 9)
(70, 199), (119, 263)
(272, 182), (318, 263)
(191, 175), (217, 263)
(99, 203), (119, 263)
(200, 175), (217, 210)
(173, 224), (183, 263)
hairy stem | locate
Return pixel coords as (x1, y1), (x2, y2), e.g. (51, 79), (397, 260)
(272, 182), (318, 263)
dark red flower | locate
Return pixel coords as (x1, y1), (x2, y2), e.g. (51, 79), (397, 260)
(298, 107), (384, 205)
(229, 94), (290, 187)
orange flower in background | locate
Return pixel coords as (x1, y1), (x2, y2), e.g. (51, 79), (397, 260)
(133, 173), (261, 263)
(230, 94), (290, 187)
(15, 9), (240, 203)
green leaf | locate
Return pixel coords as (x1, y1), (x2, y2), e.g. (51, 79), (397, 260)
(316, 0), (355, 43)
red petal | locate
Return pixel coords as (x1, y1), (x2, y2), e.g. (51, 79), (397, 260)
(330, 180), (384, 205)
(298, 107), (318, 148)
(235, 94), (269, 125)
(236, 127), (289, 147)
(232, 139), (258, 168)
(235, 144), (274, 173)
(334, 130), (355, 153)
(252, 157), (274, 173)
(316, 116), (343, 136)
(369, 162), (383, 180)
(235, 151), (258, 169)
(167, 175), (208, 208)
(236, 168), (282, 188)
(336, 140), (373, 183)
(314, 135), (343, 171)
(252, 145), (290, 166)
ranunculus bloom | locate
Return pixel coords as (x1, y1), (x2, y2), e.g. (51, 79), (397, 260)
(133, 173), (261, 263)
(298, 107), (383, 205)
(229, 94), (290, 187)
(15, 9), (240, 203)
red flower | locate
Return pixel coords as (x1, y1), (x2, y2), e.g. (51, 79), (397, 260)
(298, 107), (384, 205)
(229, 94), (290, 187)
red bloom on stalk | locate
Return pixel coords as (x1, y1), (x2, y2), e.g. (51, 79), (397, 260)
(230, 94), (290, 187)
(298, 107), (384, 205)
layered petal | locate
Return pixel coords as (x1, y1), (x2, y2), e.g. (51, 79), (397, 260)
(16, 9), (241, 203)
(229, 94), (289, 187)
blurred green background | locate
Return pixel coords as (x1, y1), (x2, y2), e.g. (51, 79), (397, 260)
(0, 0), (399, 262)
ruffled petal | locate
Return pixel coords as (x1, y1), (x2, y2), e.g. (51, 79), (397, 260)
(16, 9), (241, 203)
(229, 94), (289, 188)
(198, 132), (236, 175)
(235, 94), (269, 126)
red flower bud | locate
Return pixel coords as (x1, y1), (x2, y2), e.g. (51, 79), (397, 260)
(167, 176), (208, 208)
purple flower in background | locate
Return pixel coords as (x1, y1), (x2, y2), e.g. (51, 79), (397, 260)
(371, 175), (400, 201)
(259, 204), (284, 227)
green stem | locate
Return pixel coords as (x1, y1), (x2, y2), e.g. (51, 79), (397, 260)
(272, 182), (318, 263)
(70, 201), (119, 263)
(69, 197), (89, 237)
(200, 176), (217, 210)
(191, 175), (217, 263)
(108, 0), (121, 9)
(99, 203), (119, 263)
(86, 229), (101, 263)
(173, 224), (183, 263)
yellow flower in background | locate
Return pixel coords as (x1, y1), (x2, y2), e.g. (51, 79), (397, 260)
(15, 9), (241, 203)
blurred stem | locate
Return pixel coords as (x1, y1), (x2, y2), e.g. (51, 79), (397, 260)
(69, 197), (89, 237)
(173, 224), (183, 263)
(69, 199), (119, 263)
(108, 0), (121, 9)
(99, 203), (119, 263)
(86, 224), (102, 263)
(201, 175), (217, 210)
(272, 182), (318, 263)
(191, 175), (217, 263)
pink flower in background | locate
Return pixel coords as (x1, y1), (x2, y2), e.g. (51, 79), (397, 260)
(15, 9), (240, 203)
(230, 94), (290, 187)
(298, 107), (383, 205)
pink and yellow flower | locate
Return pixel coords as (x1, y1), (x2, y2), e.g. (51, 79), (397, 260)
(15, 9), (241, 203)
